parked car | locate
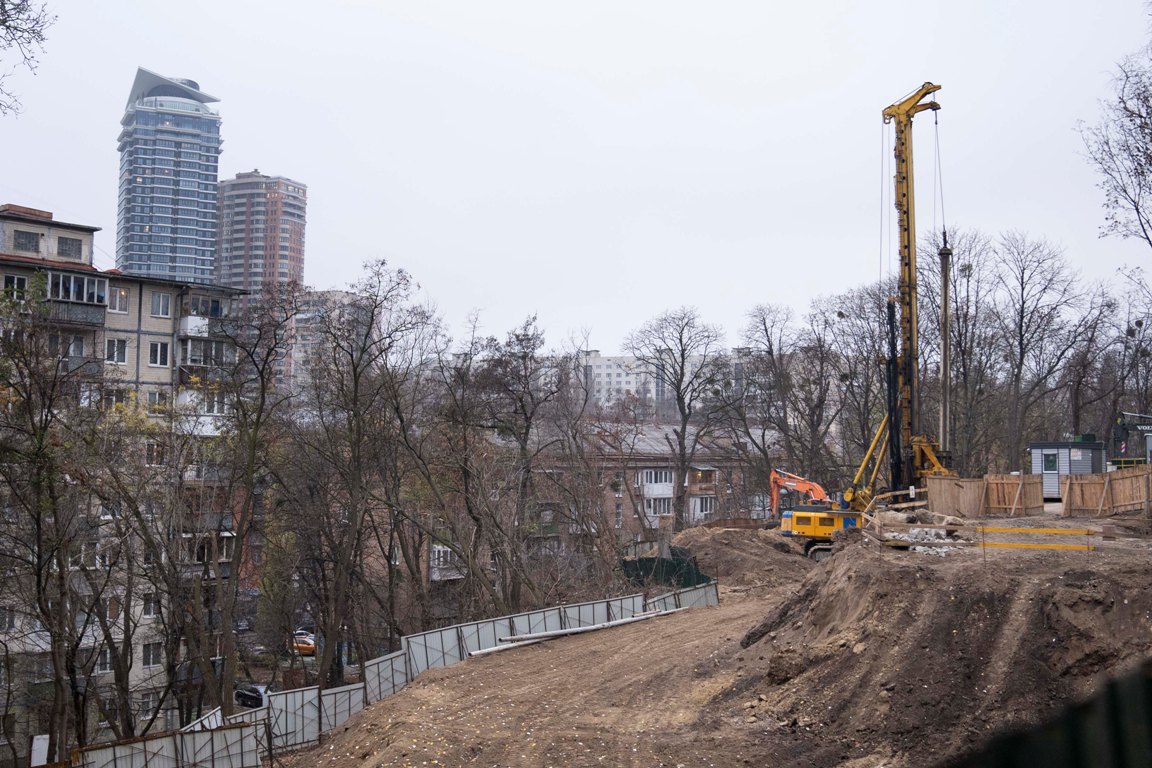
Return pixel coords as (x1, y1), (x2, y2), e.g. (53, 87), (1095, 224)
(234, 681), (273, 708)
(288, 632), (316, 656)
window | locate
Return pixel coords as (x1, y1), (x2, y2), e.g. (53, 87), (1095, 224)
(202, 390), (226, 415)
(101, 388), (128, 410)
(47, 273), (107, 304)
(142, 593), (158, 619)
(96, 647), (113, 674)
(1043, 453), (1059, 472)
(186, 295), (225, 317)
(3, 274), (27, 300)
(108, 286), (129, 313)
(0, 606), (14, 631)
(146, 390), (169, 412)
(698, 496), (716, 515)
(642, 469), (673, 485)
(138, 690), (160, 718)
(105, 595), (120, 622)
(105, 339), (127, 364)
(645, 497), (673, 516)
(795, 515), (812, 527)
(145, 442), (166, 466)
(150, 291), (171, 318)
(13, 230), (38, 252)
(615, 503), (623, 529)
(183, 339), (230, 366)
(142, 642), (162, 668)
(818, 516), (835, 528)
(57, 236), (82, 259)
(148, 341), (169, 367)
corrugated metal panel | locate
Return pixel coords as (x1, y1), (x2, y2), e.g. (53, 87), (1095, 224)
(458, 617), (508, 654)
(176, 725), (260, 768)
(363, 650), (408, 702)
(320, 683), (366, 732)
(74, 731), (180, 768)
(267, 686), (320, 751)
(181, 706), (223, 732)
(509, 608), (563, 638)
(404, 626), (464, 676)
(224, 707), (270, 756)
(563, 599), (610, 628)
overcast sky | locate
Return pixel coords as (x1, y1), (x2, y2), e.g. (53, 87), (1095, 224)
(3, 1), (1150, 352)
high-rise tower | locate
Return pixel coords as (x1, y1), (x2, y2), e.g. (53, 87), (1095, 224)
(116, 68), (222, 282)
(216, 170), (307, 297)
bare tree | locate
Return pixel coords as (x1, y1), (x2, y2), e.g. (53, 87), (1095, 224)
(918, 229), (1003, 475)
(0, 0), (54, 115)
(1083, 48), (1152, 251)
(624, 308), (730, 532)
(989, 232), (1085, 471)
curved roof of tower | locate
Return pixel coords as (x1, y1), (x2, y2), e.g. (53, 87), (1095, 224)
(126, 67), (219, 108)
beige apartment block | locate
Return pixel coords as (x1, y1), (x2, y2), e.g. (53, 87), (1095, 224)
(0, 204), (242, 756)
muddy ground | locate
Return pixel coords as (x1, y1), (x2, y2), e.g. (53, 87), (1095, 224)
(283, 520), (1152, 768)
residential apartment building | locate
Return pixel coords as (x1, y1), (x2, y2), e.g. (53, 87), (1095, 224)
(0, 204), (241, 760)
(216, 170), (307, 299)
(579, 350), (666, 407)
(116, 68), (222, 283)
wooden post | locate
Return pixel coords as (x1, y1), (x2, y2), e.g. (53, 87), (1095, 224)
(1009, 476), (1023, 517)
(980, 477), (989, 519)
(1096, 473), (1111, 518)
(1061, 475), (1070, 517)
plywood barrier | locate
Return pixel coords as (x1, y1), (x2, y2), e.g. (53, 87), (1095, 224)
(926, 476), (986, 518)
(984, 474), (1043, 517)
(926, 475), (1042, 518)
(1063, 466), (1152, 517)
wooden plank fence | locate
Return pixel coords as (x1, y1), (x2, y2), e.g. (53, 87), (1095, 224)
(1062, 466), (1152, 518)
(925, 474), (1042, 518)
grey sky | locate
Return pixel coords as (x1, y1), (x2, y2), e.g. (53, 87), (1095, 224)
(3, 1), (1149, 352)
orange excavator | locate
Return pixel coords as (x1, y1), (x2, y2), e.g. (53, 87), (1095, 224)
(769, 468), (830, 517)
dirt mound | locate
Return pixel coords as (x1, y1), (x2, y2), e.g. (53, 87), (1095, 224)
(673, 526), (812, 585)
(279, 533), (1152, 768)
(729, 542), (1152, 766)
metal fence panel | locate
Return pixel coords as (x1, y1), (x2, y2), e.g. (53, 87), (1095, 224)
(176, 725), (260, 768)
(509, 607), (563, 637)
(75, 732), (180, 768)
(225, 706), (271, 756)
(181, 706), (224, 732)
(562, 599), (609, 628)
(457, 617), (506, 654)
(268, 686), (321, 751)
(363, 650), (408, 702)
(608, 593), (645, 620)
(320, 683), (367, 732)
(645, 581), (718, 613)
(404, 626), (464, 675)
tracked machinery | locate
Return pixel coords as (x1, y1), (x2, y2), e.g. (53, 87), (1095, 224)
(785, 83), (956, 560)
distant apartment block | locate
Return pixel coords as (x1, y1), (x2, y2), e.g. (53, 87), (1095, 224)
(579, 349), (670, 407)
(116, 68), (222, 283)
(216, 170), (307, 298)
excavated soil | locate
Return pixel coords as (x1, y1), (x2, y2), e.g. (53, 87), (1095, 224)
(283, 519), (1152, 768)
(671, 526), (812, 585)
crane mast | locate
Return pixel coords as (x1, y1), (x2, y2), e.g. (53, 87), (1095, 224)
(838, 82), (955, 513)
(883, 82), (952, 490)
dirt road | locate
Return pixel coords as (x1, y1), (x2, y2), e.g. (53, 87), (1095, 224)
(285, 524), (1152, 768)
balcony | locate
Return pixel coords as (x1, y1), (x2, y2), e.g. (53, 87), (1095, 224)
(45, 301), (105, 327)
(178, 365), (229, 387)
(179, 315), (209, 337)
(61, 356), (103, 377)
(640, 482), (674, 498)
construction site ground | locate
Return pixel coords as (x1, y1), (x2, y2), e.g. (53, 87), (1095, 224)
(283, 514), (1152, 768)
